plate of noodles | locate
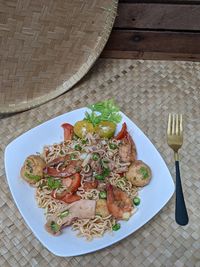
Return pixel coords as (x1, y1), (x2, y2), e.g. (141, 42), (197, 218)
(4, 100), (174, 256)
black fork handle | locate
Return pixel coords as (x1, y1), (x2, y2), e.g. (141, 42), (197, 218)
(175, 161), (189, 225)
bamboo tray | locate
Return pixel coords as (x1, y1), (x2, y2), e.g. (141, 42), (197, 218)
(0, 0), (118, 113)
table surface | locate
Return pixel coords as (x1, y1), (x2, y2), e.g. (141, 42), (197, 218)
(0, 58), (199, 267)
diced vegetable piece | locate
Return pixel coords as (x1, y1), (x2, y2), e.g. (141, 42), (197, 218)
(50, 221), (60, 233)
(99, 191), (107, 199)
(59, 210), (69, 219)
(109, 143), (118, 149)
(112, 223), (121, 231)
(133, 196), (140, 206)
(92, 153), (100, 161)
(74, 144), (82, 151)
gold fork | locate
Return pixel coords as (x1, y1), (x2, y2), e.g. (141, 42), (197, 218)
(167, 113), (189, 225)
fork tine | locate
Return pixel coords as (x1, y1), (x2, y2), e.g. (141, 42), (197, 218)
(175, 114), (179, 135)
(180, 114), (183, 134)
(172, 114), (175, 135)
(167, 113), (172, 135)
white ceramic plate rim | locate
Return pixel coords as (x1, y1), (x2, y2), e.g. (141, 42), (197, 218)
(4, 108), (174, 257)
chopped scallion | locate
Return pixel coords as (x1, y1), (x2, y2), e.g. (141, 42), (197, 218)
(74, 144), (82, 151)
(133, 196), (140, 206)
(112, 223), (121, 231)
(70, 153), (77, 160)
(109, 143), (118, 149)
(92, 153), (100, 161)
(59, 210), (69, 219)
(99, 191), (107, 199)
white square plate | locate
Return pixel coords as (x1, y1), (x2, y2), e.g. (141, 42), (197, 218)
(4, 108), (174, 256)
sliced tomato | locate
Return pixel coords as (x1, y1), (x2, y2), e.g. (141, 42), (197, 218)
(67, 173), (81, 193)
(62, 193), (81, 203)
(61, 123), (74, 141)
(115, 122), (128, 140)
(83, 180), (98, 191)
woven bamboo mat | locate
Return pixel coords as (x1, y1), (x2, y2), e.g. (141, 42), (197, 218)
(0, 59), (200, 266)
(0, 0), (117, 113)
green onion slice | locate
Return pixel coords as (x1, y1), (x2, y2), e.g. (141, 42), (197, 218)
(59, 210), (69, 219)
(99, 191), (107, 199)
(133, 196), (141, 206)
(92, 153), (100, 161)
(112, 223), (121, 231)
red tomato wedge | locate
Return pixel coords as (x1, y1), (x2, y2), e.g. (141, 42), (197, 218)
(115, 122), (128, 140)
(62, 173), (81, 193)
(61, 123), (74, 141)
(62, 193), (81, 203)
(51, 173), (81, 200)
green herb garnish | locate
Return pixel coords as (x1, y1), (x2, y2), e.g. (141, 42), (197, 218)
(25, 172), (41, 181)
(84, 99), (122, 126)
(47, 177), (62, 190)
(139, 167), (149, 179)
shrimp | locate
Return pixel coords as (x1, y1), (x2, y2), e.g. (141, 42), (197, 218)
(119, 133), (137, 163)
(106, 184), (133, 220)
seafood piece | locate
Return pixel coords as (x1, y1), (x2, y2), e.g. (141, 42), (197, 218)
(119, 133), (137, 163)
(20, 155), (46, 185)
(45, 199), (96, 235)
(126, 160), (152, 187)
(106, 184), (133, 220)
(45, 155), (82, 177)
(95, 199), (110, 218)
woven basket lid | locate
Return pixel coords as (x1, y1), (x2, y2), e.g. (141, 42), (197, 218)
(0, 0), (118, 113)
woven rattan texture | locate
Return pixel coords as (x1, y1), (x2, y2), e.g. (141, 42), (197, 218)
(0, 0), (117, 113)
(0, 59), (200, 266)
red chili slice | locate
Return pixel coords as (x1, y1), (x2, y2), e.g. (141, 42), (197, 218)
(115, 122), (128, 140)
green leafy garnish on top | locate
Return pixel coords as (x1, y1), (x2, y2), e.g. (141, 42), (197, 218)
(84, 99), (122, 126)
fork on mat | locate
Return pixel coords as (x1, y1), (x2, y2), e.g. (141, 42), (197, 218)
(167, 113), (189, 226)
